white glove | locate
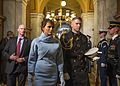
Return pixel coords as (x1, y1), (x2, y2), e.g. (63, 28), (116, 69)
(93, 56), (100, 61)
(64, 73), (70, 80)
(60, 72), (65, 86)
(116, 74), (120, 79)
(101, 63), (106, 67)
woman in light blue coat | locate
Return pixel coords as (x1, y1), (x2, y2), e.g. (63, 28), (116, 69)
(28, 19), (65, 86)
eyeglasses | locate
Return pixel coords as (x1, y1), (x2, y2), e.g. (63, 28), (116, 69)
(47, 26), (54, 28)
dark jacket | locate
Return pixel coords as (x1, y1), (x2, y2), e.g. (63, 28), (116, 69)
(0, 37), (9, 61)
(107, 36), (120, 75)
(60, 31), (89, 86)
(2, 36), (31, 74)
(97, 39), (108, 64)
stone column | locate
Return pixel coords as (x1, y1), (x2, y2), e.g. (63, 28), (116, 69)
(106, 0), (117, 39)
(94, 0), (108, 45)
(0, 0), (4, 39)
(3, 0), (16, 36)
(106, 0), (117, 21)
(30, 13), (44, 39)
(93, 0), (99, 46)
(93, 0), (107, 46)
(81, 12), (94, 46)
(15, 0), (27, 34)
(26, 0), (31, 38)
(93, 0), (117, 45)
(98, 0), (107, 29)
(3, 0), (27, 36)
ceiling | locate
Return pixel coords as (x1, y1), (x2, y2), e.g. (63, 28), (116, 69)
(30, 0), (94, 16)
(46, 0), (80, 11)
(45, 0), (81, 16)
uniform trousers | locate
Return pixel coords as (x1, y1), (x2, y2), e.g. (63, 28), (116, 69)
(99, 67), (107, 86)
(107, 58), (118, 86)
(65, 69), (90, 86)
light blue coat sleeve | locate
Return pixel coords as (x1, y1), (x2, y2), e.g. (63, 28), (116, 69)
(28, 38), (38, 73)
(56, 44), (64, 73)
(56, 44), (65, 86)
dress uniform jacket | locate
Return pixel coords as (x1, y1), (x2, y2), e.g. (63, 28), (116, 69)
(97, 39), (108, 65)
(107, 36), (120, 75)
(28, 32), (64, 86)
(60, 31), (90, 86)
(97, 39), (108, 86)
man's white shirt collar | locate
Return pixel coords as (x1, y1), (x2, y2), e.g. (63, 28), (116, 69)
(112, 34), (118, 40)
(100, 38), (104, 41)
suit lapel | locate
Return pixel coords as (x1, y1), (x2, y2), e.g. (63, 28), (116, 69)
(20, 38), (27, 56)
(14, 37), (18, 54)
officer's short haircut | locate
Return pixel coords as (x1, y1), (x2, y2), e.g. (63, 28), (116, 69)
(72, 17), (82, 22)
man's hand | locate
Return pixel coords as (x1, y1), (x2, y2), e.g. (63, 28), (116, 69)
(93, 56), (100, 61)
(64, 73), (70, 80)
(16, 58), (25, 63)
(101, 63), (106, 67)
(9, 54), (19, 61)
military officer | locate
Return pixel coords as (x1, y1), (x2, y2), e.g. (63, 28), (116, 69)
(107, 21), (120, 86)
(97, 29), (108, 86)
(60, 17), (90, 86)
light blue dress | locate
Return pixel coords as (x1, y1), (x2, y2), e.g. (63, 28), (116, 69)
(28, 32), (64, 86)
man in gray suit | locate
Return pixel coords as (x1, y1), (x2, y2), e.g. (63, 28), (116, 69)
(3, 24), (31, 86)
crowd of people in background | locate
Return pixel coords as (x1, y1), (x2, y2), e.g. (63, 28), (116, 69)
(0, 17), (120, 86)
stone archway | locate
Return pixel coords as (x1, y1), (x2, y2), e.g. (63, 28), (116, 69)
(30, 0), (118, 45)
(30, 0), (95, 40)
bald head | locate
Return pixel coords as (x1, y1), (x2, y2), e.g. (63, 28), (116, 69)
(18, 24), (26, 29)
(17, 24), (26, 37)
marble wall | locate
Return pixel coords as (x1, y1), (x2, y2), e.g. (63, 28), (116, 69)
(3, 0), (16, 36)
(30, 13), (44, 39)
(81, 12), (94, 46)
(0, 17), (4, 40)
(93, 0), (117, 46)
(3, 0), (27, 37)
(0, 0), (4, 40)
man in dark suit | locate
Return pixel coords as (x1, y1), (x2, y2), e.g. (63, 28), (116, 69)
(3, 24), (31, 86)
(0, 31), (14, 85)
